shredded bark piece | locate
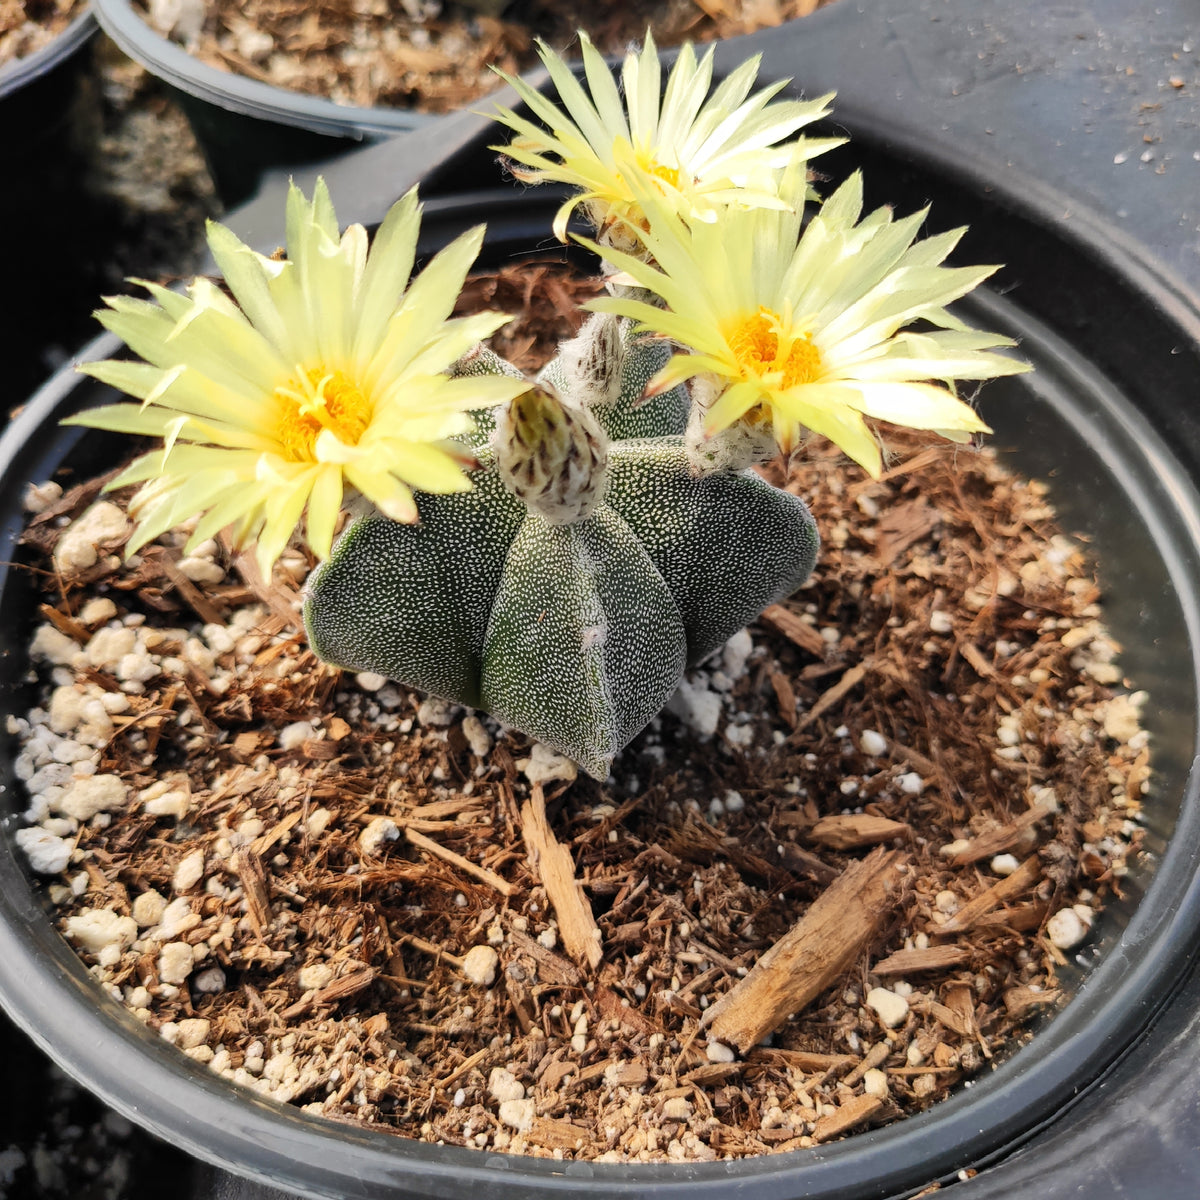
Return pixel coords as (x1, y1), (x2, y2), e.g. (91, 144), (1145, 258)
(940, 857), (1043, 933)
(520, 783), (603, 971)
(703, 849), (909, 1053)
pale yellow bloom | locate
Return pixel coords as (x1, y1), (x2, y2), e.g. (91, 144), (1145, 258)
(70, 180), (527, 575)
(586, 167), (1031, 476)
(489, 31), (840, 248)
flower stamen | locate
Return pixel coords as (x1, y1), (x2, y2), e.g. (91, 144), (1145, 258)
(727, 309), (822, 388)
(277, 369), (373, 461)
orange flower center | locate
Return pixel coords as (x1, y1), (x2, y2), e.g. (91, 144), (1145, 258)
(727, 309), (822, 388)
(649, 162), (681, 190)
(276, 369), (372, 461)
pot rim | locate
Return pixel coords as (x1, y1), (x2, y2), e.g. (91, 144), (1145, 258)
(0, 6), (96, 98)
(91, 0), (433, 137)
(2, 185), (1199, 1200)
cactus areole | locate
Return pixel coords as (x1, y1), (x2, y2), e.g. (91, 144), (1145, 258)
(303, 315), (820, 779)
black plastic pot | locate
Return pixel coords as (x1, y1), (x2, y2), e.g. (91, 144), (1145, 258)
(91, 0), (442, 207)
(1, 6), (100, 399)
(0, 4), (96, 161)
(4, 0), (1200, 1196)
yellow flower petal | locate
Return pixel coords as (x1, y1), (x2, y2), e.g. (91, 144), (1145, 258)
(71, 180), (518, 574)
(489, 33), (837, 245)
(597, 165), (1028, 472)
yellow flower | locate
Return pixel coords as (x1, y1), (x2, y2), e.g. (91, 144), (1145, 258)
(489, 31), (841, 249)
(70, 180), (527, 575)
(585, 167), (1032, 476)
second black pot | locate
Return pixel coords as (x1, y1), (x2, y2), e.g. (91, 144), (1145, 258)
(92, 0), (437, 207)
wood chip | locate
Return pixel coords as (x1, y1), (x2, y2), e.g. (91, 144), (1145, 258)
(158, 555), (226, 626)
(811, 1094), (884, 1142)
(872, 945), (972, 976)
(747, 1047), (857, 1072)
(520, 784), (602, 971)
(1003, 985), (1062, 1017)
(940, 856), (1043, 932)
(404, 827), (514, 897)
(434, 1047), (493, 1093)
(950, 801), (1056, 866)
(769, 670), (798, 728)
(843, 1040), (891, 1087)
(873, 497), (941, 567)
(37, 603), (90, 643)
(794, 663), (869, 732)
(702, 848), (908, 1052)
(807, 814), (911, 850)
(231, 847), (272, 937)
(526, 1118), (589, 1151)
(759, 603), (827, 657)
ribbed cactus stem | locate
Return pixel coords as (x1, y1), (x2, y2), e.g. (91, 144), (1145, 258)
(451, 342), (527, 383)
(495, 384), (610, 525)
(304, 299), (819, 779)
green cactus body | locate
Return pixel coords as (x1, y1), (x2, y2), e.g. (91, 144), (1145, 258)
(304, 316), (819, 779)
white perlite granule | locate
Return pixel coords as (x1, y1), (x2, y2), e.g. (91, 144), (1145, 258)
(461, 944), (500, 987)
(666, 678), (722, 738)
(52, 501), (130, 574)
(359, 816), (400, 855)
(516, 742), (578, 786)
(64, 909), (137, 955)
(866, 986), (910, 1029)
(13, 827), (72, 874)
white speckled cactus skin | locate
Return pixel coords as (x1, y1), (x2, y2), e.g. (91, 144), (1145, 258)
(304, 315), (819, 779)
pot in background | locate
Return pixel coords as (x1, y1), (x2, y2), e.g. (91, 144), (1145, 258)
(1, 6), (100, 399)
(91, 0), (438, 207)
(0, 4), (97, 160)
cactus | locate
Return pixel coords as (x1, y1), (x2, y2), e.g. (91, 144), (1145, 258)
(71, 35), (1027, 784)
(304, 315), (819, 779)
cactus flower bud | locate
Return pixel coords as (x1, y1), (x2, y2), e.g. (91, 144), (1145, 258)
(684, 376), (779, 477)
(557, 312), (624, 409)
(495, 384), (609, 525)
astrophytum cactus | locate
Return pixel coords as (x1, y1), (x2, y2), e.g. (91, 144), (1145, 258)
(303, 312), (819, 779)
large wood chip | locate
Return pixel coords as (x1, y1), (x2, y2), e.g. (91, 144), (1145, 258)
(807, 814), (911, 850)
(811, 1094), (884, 1142)
(950, 800), (1056, 866)
(526, 1118), (589, 1151)
(747, 1047), (857, 1072)
(872, 945), (972, 976)
(940, 856), (1043, 932)
(702, 848), (908, 1053)
(1003, 985), (1062, 1017)
(521, 784), (602, 971)
(759, 603), (827, 657)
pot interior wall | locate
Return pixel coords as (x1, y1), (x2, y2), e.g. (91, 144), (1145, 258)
(0, 168), (1198, 1200)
